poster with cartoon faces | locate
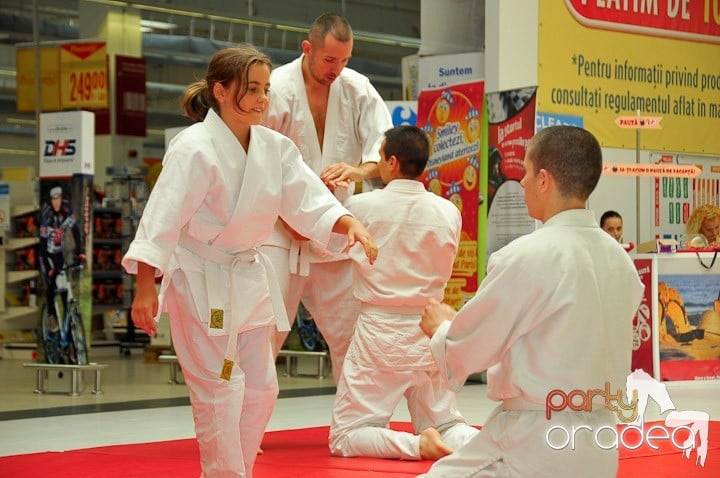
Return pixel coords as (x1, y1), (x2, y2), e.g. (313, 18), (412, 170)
(418, 82), (485, 307)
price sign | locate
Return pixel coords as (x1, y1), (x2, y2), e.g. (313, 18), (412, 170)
(60, 42), (108, 110)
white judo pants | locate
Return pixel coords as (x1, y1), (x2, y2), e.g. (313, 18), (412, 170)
(165, 273), (278, 478)
(329, 356), (479, 459)
(261, 245), (359, 384)
(418, 406), (619, 477)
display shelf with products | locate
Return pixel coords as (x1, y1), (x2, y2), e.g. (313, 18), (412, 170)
(1, 205), (40, 343)
(6, 269), (39, 286)
(91, 167), (150, 355)
(1, 216), (41, 356)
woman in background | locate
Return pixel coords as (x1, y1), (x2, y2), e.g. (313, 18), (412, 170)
(600, 210), (623, 243)
(685, 204), (720, 247)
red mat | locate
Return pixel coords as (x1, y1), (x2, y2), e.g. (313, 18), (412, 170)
(2, 422), (718, 477)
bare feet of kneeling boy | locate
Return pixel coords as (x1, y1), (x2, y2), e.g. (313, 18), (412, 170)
(419, 428), (454, 460)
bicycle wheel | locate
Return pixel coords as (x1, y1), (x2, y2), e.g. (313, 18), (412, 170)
(40, 302), (62, 364)
(68, 304), (89, 365)
(296, 303), (320, 351)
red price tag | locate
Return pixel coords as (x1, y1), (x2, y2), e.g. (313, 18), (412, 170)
(67, 69), (107, 104)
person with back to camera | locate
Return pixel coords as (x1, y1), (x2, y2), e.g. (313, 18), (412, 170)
(419, 126), (644, 477)
(685, 204), (720, 248)
(260, 12), (393, 383)
(328, 125), (479, 462)
(600, 210), (623, 243)
(121, 44), (377, 478)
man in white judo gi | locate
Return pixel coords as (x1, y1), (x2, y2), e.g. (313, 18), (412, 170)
(329, 125), (479, 461)
(261, 12), (393, 383)
(419, 125), (644, 477)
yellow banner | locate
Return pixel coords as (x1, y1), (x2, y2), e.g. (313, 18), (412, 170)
(538, 1), (720, 155)
(59, 42), (108, 110)
(444, 277), (468, 311)
(15, 47), (61, 112)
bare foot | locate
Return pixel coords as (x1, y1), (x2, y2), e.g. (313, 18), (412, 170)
(419, 428), (454, 460)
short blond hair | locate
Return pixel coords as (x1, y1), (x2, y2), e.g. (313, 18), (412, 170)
(686, 204), (720, 241)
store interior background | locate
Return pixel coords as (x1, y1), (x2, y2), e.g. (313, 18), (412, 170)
(0, 5), (719, 473)
(0, 0), (490, 409)
(0, 0), (428, 173)
(0, 0), (718, 423)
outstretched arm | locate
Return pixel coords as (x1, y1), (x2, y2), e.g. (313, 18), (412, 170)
(320, 162), (379, 191)
(332, 215), (377, 264)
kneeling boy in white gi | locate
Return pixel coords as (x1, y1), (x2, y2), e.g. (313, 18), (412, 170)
(329, 125), (479, 460)
(419, 126), (644, 477)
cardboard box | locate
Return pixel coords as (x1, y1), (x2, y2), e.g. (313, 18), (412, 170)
(637, 239), (678, 253)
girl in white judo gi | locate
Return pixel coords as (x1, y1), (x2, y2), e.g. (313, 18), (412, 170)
(420, 126), (644, 477)
(122, 44), (377, 478)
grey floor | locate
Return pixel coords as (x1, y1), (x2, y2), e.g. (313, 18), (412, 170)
(0, 348), (718, 458)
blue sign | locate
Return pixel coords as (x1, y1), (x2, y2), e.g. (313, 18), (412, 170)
(388, 101), (418, 126)
(536, 112), (584, 132)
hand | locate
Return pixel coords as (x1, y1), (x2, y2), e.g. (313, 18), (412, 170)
(320, 163), (361, 191)
(343, 218), (378, 265)
(325, 178), (353, 192)
(131, 283), (159, 338)
(48, 268), (57, 279)
(75, 253), (87, 265)
(420, 299), (456, 338)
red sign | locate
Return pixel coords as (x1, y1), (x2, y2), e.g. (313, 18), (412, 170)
(565, 0), (720, 44)
(615, 116), (662, 129)
(115, 55), (147, 137)
(632, 258), (654, 377)
(418, 82), (484, 307)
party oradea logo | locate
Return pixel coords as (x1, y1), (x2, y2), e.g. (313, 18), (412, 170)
(544, 369), (709, 467)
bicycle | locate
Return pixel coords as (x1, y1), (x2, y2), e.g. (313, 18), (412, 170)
(40, 262), (88, 365)
(296, 302), (327, 352)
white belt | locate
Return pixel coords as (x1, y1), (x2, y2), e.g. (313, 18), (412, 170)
(360, 303), (425, 315)
(502, 397), (546, 411)
(288, 239), (311, 276)
(178, 231), (290, 380)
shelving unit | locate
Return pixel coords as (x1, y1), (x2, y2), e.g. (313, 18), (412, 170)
(1, 175), (40, 351)
(92, 167), (150, 355)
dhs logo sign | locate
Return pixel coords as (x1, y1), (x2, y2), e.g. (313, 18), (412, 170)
(44, 139), (76, 157)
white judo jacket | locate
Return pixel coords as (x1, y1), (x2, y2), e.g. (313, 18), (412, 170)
(345, 179), (462, 371)
(122, 109), (350, 337)
(263, 55), (393, 258)
(430, 209), (644, 403)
